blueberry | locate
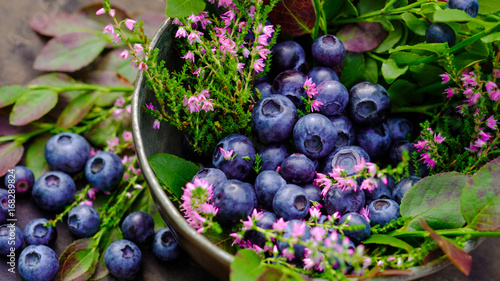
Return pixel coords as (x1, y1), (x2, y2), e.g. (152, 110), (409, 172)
(213, 134), (256, 180)
(327, 115), (356, 148)
(32, 171), (76, 212)
(386, 117), (413, 141)
(293, 113), (337, 159)
(280, 153), (316, 185)
(245, 211), (278, 247)
(324, 185), (365, 216)
(4, 166), (34, 196)
(273, 184), (310, 220)
(323, 146), (370, 176)
(276, 219), (311, 261)
(104, 239), (142, 280)
(356, 122), (392, 160)
(447, 0), (479, 18)
(23, 218), (57, 246)
(85, 151), (124, 192)
(363, 178), (393, 206)
(346, 82), (391, 126)
(302, 183), (322, 204)
(121, 211), (155, 247)
(270, 41), (307, 75)
(272, 70), (307, 108)
(68, 205), (100, 238)
(152, 226), (181, 262)
(425, 23), (456, 47)
(18, 245), (59, 281)
(367, 199), (400, 227)
(0, 224), (23, 255)
(312, 35), (345, 67)
(254, 170), (287, 210)
(44, 132), (90, 174)
(308, 66), (339, 85)
(251, 94), (298, 144)
(339, 212), (371, 244)
(392, 176), (421, 204)
(192, 168), (227, 189)
(314, 80), (349, 116)
(258, 143), (290, 171)
(253, 82), (273, 99)
(212, 180), (257, 224)
(0, 190), (9, 224)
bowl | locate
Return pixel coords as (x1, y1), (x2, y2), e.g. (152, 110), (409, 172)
(131, 18), (481, 281)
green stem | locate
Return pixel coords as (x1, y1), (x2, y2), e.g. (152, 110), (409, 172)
(0, 125), (54, 144)
(392, 103), (442, 116)
(367, 52), (388, 63)
(27, 84), (134, 93)
(389, 227), (500, 238)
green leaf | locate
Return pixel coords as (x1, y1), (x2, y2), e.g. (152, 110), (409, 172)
(481, 31), (500, 44)
(25, 133), (52, 179)
(381, 59), (408, 84)
(372, 21), (403, 53)
(363, 57), (378, 84)
(390, 42), (447, 54)
(56, 246), (99, 281)
(148, 153), (200, 199)
(339, 52), (366, 89)
(56, 92), (101, 129)
(419, 3), (442, 15)
(55, 238), (94, 280)
(33, 32), (107, 72)
(265, 0), (316, 36)
(29, 13), (101, 37)
(410, 63), (443, 86)
(400, 172), (469, 231)
(362, 234), (414, 251)
(401, 12), (428, 36)
(90, 227), (122, 281)
(84, 118), (120, 147)
(339, 0), (359, 18)
(230, 249), (265, 281)
(478, 0), (500, 15)
(165, 0), (206, 18)
(432, 9), (474, 22)
(29, 73), (84, 102)
(357, 0), (385, 15)
(389, 52), (431, 65)
(0, 142), (24, 177)
(0, 85), (29, 108)
(387, 79), (419, 107)
(98, 49), (138, 84)
(461, 157), (500, 231)
(9, 90), (58, 126)
(132, 189), (166, 232)
(323, 0), (344, 19)
(448, 53), (487, 73)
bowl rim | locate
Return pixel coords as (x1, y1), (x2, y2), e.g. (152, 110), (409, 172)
(131, 17), (483, 281)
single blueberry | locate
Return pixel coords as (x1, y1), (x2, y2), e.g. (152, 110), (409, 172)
(23, 218), (57, 246)
(356, 122), (392, 160)
(213, 134), (256, 180)
(339, 212), (371, 244)
(312, 35), (345, 67)
(104, 239), (142, 280)
(308, 66), (339, 85)
(346, 82), (391, 126)
(152, 226), (181, 262)
(258, 143), (290, 171)
(18, 245), (59, 281)
(386, 117), (413, 141)
(314, 80), (349, 116)
(270, 41), (307, 76)
(44, 132), (90, 174)
(251, 94), (298, 144)
(273, 184), (310, 220)
(323, 146), (370, 176)
(367, 199), (400, 227)
(327, 115), (356, 148)
(447, 0), (479, 18)
(253, 82), (274, 99)
(245, 211), (278, 247)
(276, 220), (311, 262)
(280, 154), (316, 185)
(121, 211), (155, 248)
(4, 166), (34, 196)
(68, 205), (100, 238)
(254, 170), (287, 210)
(32, 171), (76, 212)
(392, 176), (421, 204)
(212, 180), (257, 225)
(426, 22), (456, 47)
(363, 178), (393, 206)
(302, 183), (322, 204)
(0, 224), (23, 254)
(273, 70), (307, 108)
(324, 185), (365, 216)
(293, 113), (338, 159)
(0, 189), (9, 225)
(85, 151), (124, 192)
(192, 168), (227, 189)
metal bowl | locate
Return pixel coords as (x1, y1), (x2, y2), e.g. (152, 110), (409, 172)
(131, 19), (481, 281)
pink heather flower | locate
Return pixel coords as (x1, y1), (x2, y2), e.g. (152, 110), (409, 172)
(89, 148), (100, 157)
(122, 130), (133, 142)
(337, 178), (357, 192)
(360, 207), (370, 222)
(304, 78), (319, 98)
(486, 115), (497, 130)
(242, 218), (253, 231)
(272, 218), (288, 232)
(263, 25), (274, 37)
(122, 155), (130, 163)
(353, 157), (366, 172)
(229, 232), (242, 246)
(310, 100), (323, 112)
(250, 209), (263, 221)
(474, 137), (487, 148)
(434, 132), (446, 144)
(329, 166), (344, 178)
(444, 88), (455, 98)
(439, 73), (450, 84)
(80, 200), (93, 207)
(248, 6), (256, 18)
(138, 61), (148, 71)
(236, 62), (245, 73)
(282, 248), (295, 261)
(220, 10), (235, 26)
(365, 162), (377, 175)
(490, 90), (500, 101)
(494, 69), (500, 78)
(360, 178), (378, 193)
(414, 139), (429, 151)
(381, 176), (388, 185)
(103, 24), (114, 35)
(125, 105), (131, 114)
(184, 95), (200, 113)
(468, 93), (481, 104)
(120, 50), (129, 60)
(134, 184), (144, 190)
(133, 44), (144, 56)
(96, 8), (106, 15)
(258, 48), (271, 60)
(253, 59), (265, 73)
(258, 34), (269, 46)
(309, 207), (321, 220)
(197, 11), (212, 29)
(242, 48), (250, 58)
(145, 102), (157, 111)
(420, 152), (436, 169)
(109, 9), (116, 17)
(175, 27), (188, 38)
(153, 120), (160, 130)
(479, 131), (492, 142)
(486, 81), (498, 93)
(310, 226), (326, 241)
(112, 109), (123, 121)
(125, 19), (136, 30)
(88, 188), (98, 200)
(107, 137), (119, 151)
(187, 31), (203, 44)
(114, 96), (126, 107)
(387, 256), (396, 262)
(219, 147), (234, 161)
(192, 68), (201, 76)
(181, 51), (195, 63)
(201, 101), (214, 112)
(112, 33), (121, 44)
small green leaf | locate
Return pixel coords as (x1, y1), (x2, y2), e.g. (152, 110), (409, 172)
(381, 59), (408, 84)
(0, 142), (24, 177)
(461, 157), (500, 231)
(339, 0), (359, 18)
(481, 32), (500, 44)
(165, 0), (206, 18)
(401, 13), (428, 36)
(362, 234), (414, 251)
(357, 0), (385, 15)
(419, 3), (442, 15)
(56, 246), (99, 281)
(84, 118), (120, 147)
(373, 21), (404, 53)
(56, 92), (101, 129)
(389, 52), (430, 65)
(230, 249), (265, 281)
(432, 9), (474, 22)
(29, 73), (84, 102)
(387, 79), (419, 107)
(323, 0), (344, 19)
(390, 42), (447, 54)
(0, 85), (29, 108)
(479, 0), (500, 14)
(10, 90), (58, 126)
(26, 134), (52, 179)
(410, 63), (443, 86)
(363, 57), (378, 84)
(449, 53), (487, 73)
(400, 172), (469, 231)
(148, 153), (200, 198)
(340, 52), (366, 89)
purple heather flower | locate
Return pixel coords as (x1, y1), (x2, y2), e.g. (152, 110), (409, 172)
(486, 115), (498, 130)
(434, 132), (446, 144)
(486, 81), (498, 93)
(125, 19), (136, 30)
(439, 73), (450, 84)
(153, 120), (160, 130)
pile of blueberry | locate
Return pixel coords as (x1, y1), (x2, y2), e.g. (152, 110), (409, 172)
(2, 132), (179, 280)
(194, 34), (426, 261)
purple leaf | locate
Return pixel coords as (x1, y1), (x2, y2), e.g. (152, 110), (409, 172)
(336, 22), (388, 53)
(29, 13), (101, 37)
(29, 73), (84, 103)
(97, 49), (138, 83)
(33, 32), (107, 72)
(263, 0), (316, 37)
(0, 142), (24, 177)
(77, 3), (129, 26)
(9, 90), (58, 126)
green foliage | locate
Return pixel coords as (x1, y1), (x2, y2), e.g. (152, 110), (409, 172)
(165, 0), (206, 18)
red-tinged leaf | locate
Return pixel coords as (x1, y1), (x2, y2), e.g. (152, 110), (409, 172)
(77, 3), (129, 25)
(55, 238), (96, 281)
(56, 92), (101, 129)
(33, 32), (107, 72)
(29, 73), (84, 102)
(25, 133), (52, 179)
(29, 13), (101, 37)
(97, 49), (138, 83)
(419, 219), (472, 276)
(0, 85), (29, 108)
(137, 11), (168, 38)
(55, 247), (99, 281)
(9, 90), (58, 126)
(0, 142), (24, 177)
(336, 22), (388, 53)
(84, 70), (132, 87)
(264, 0), (316, 37)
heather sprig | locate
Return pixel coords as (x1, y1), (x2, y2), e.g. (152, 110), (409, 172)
(180, 178), (221, 234)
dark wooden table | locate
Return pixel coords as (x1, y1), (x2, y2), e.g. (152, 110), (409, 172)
(0, 1), (498, 280)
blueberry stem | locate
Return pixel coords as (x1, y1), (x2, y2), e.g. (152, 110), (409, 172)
(366, 52), (388, 63)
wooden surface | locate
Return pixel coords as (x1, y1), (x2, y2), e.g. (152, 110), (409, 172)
(0, 0), (499, 280)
